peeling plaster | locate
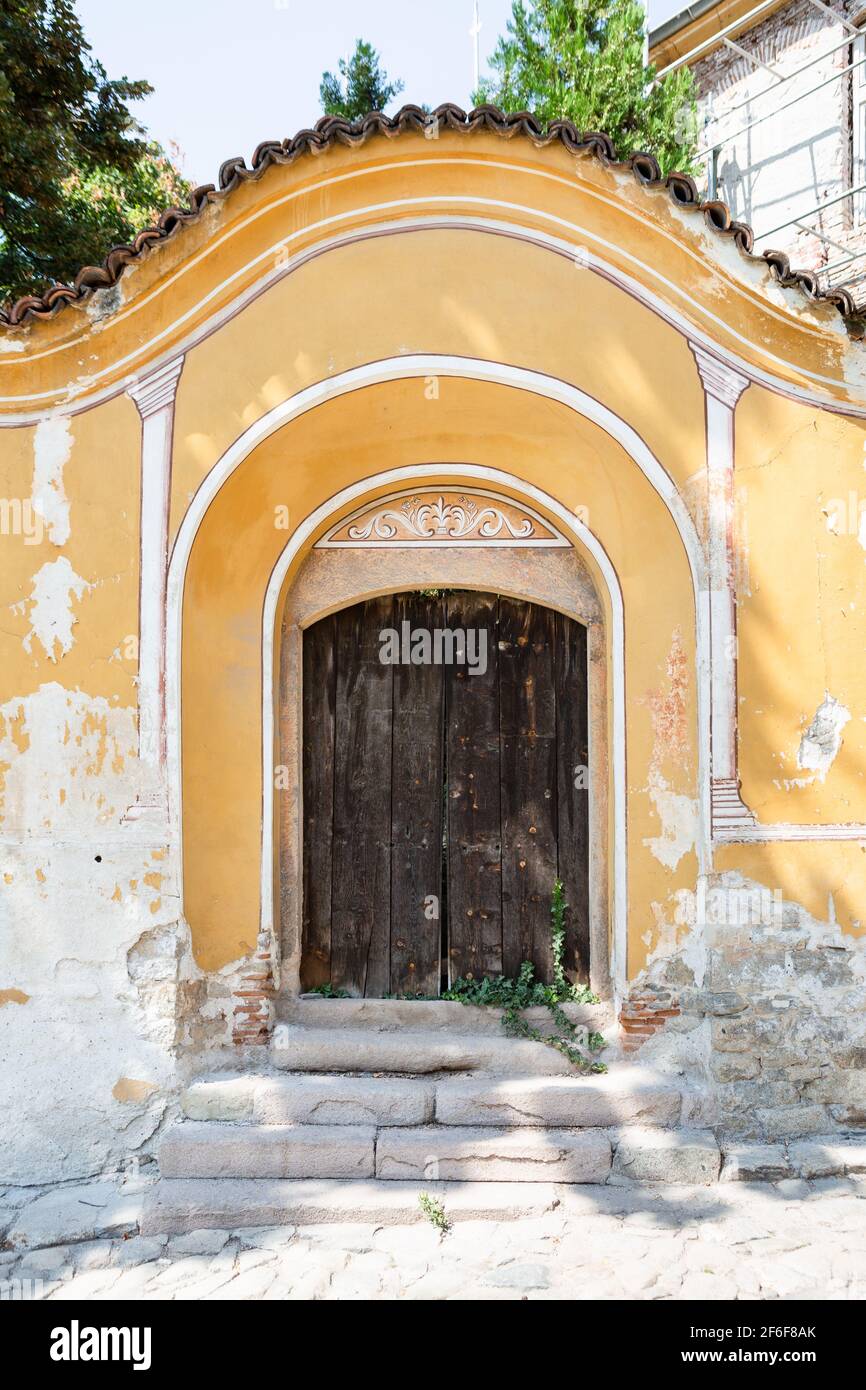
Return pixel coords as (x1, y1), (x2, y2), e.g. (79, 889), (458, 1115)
(644, 773), (700, 871)
(0, 703), (29, 756)
(643, 895), (707, 987)
(643, 628), (690, 767)
(86, 283), (124, 324)
(641, 629), (698, 870)
(0, 852), (189, 1183)
(628, 871), (866, 1119)
(797, 694), (851, 783)
(0, 684), (137, 830)
(31, 417), (71, 545)
(17, 557), (90, 660)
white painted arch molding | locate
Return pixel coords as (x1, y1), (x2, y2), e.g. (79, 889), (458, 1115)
(164, 356), (716, 1001)
(262, 462), (628, 998)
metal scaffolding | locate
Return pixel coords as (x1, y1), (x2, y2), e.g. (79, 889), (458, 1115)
(653, 0), (866, 293)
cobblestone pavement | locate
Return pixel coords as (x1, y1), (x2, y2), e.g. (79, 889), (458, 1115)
(3, 1176), (866, 1300)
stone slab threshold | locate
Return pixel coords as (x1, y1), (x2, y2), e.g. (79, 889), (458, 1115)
(269, 1027), (588, 1075)
(152, 1129), (866, 1190)
(277, 997), (614, 1035)
(722, 1138), (866, 1182)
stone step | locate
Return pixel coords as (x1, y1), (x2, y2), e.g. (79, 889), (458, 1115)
(376, 1125), (612, 1183)
(434, 1072), (682, 1128)
(160, 1122), (375, 1181)
(610, 1127), (721, 1186)
(278, 996), (612, 1035)
(159, 1115), (717, 1185)
(182, 1068), (682, 1129)
(140, 1178), (563, 1236)
(270, 1026), (587, 1075)
(183, 1073), (435, 1126)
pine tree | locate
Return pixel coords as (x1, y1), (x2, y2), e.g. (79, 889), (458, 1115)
(477, 0), (698, 175)
(320, 39), (404, 121)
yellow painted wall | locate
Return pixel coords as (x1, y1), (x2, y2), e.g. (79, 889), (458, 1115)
(2, 126), (865, 987)
(168, 230), (708, 530)
(716, 840), (866, 935)
(0, 395), (140, 712)
(181, 378), (697, 970)
(736, 390), (866, 825)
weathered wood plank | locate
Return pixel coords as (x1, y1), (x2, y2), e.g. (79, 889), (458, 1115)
(445, 592), (502, 983)
(499, 598), (558, 980)
(331, 596), (394, 996)
(555, 613), (590, 983)
(390, 593), (446, 997)
(303, 589), (591, 999)
(300, 614), (336, 990)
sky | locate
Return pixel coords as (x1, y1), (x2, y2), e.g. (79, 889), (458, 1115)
(76, 0), (683, 186)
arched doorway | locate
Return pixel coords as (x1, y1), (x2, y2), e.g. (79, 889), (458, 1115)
(300, 589), (589, 998)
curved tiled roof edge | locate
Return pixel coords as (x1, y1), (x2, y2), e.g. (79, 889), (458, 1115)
(1, 102), (860, 328)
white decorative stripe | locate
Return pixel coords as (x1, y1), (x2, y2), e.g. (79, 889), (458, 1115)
(3, 208), (865, 421)
(163, 360), (663, 1001)
(128, 355), (183, 774)
(693, 338), (754, 834)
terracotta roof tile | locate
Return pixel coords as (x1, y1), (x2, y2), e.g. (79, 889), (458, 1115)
(0, 102), (857, 328)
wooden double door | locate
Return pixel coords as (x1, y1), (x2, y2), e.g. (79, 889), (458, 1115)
(301, 590), (589, 997)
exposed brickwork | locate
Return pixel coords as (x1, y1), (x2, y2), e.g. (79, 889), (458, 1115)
(232, 932), (276, 1045)
(619, 986), (681, 1053)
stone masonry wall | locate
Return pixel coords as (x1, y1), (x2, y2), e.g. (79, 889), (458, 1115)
(624, 872), (866, 1142)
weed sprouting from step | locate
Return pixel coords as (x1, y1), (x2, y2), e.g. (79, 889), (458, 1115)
(306, 983), (350, 998)
(442, 880), (607, 1074)
(418, 1192), (451, 1234)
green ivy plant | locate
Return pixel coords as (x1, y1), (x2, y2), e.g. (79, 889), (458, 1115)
(550, 876), (569, 997)
(309, 881), (606, 1072)
(443, 879), (606, 1074)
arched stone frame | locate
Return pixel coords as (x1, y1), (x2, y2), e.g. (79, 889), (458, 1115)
(260, 462), (628, 998)
(276, 533), (611, 1000)
(165, 358), (711, 1007)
